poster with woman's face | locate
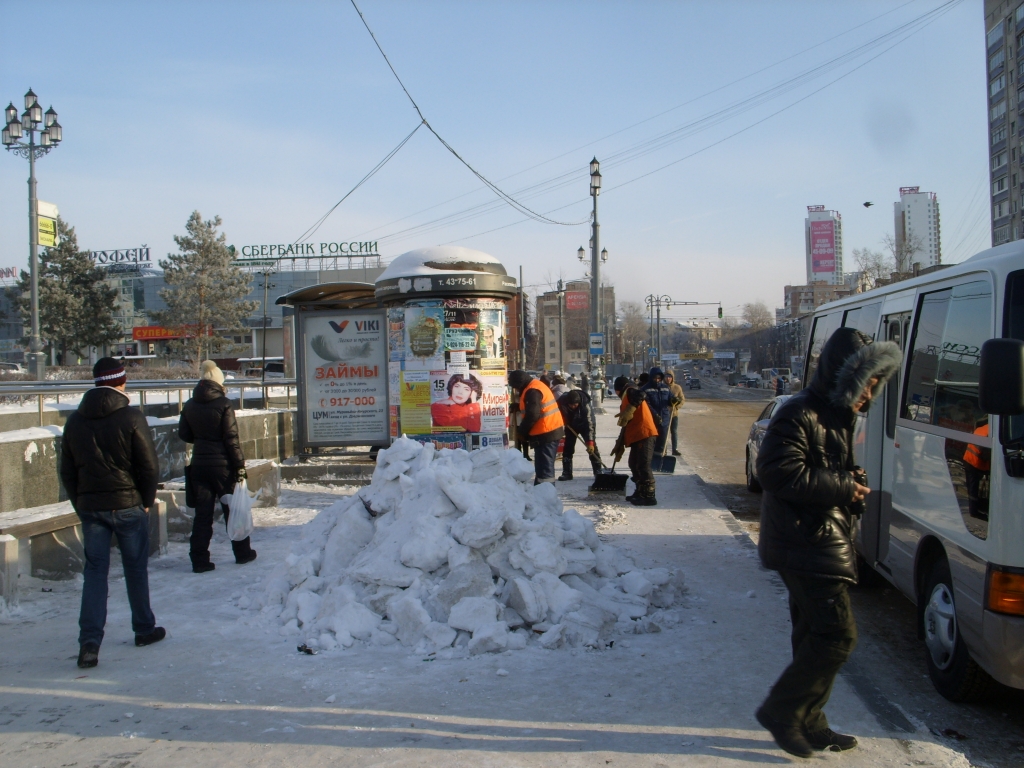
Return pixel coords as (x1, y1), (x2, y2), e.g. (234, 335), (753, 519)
(429, 373), (483, 432)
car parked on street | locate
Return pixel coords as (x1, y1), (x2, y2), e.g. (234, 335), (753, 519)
(686, 377), (702, 389)
(744, 395), (790, 492)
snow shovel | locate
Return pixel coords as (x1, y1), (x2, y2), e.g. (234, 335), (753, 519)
(654, 443), (677, 474)
(563, 424), (605, 469)
(589, 457), (628, 494)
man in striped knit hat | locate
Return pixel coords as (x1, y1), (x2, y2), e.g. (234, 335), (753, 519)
(61, 357), (165, 668)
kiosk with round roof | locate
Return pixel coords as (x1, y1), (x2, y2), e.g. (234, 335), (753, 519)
(377, 246), (517, 451)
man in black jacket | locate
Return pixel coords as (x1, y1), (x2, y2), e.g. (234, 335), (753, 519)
(61, 358), (165, 669)
(754, 328), (901, 757)
(556, 389), (603, 480)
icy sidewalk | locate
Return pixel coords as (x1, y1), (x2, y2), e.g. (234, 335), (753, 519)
(0, 432), (969, 766)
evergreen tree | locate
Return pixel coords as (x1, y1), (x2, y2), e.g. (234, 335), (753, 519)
(153, 212), (257, 365)
(12, 217), (121, 364)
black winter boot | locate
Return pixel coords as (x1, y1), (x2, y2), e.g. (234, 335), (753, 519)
(190, 552), (215, 573)
(77, 643), (99, 668)
(558, 459), (573, 481)
(630, 481), (658, 506)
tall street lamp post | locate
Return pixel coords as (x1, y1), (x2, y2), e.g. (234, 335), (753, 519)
(258, 266), (277, 407)
(579, 158), (606, 371)
(3, 89), (63, 380)
(556, 279), (565, 373)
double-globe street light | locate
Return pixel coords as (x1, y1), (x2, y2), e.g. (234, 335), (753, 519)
(3, 89), (63, 380)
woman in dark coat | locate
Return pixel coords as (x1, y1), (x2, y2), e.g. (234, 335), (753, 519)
(179, 361), (255, 572)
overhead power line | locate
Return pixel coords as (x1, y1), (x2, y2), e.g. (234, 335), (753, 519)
(348, 0), (588, 228)
(370, 0), (963, 247)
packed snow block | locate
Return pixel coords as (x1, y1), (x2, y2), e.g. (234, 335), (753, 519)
(468, 621), (509, 654)
(348, 512), (425, 587)
(324, 601), (381, 641)
(619, 571), (654, 597)
(400, 514), (456, 572)
(448, 596), (500, 633)
(423, 621), (457, 650)
(507, 577), (547, 624)
(0, 534), (17, 608)
(537, 623), (565, 649)
(387, 592), (433, 646)
(562, 605), (617, 648)
(319, 502), (374, 580)
(508, 531), (567, 576)
(531, 572), (583, 623)
(501, 449), (536, 484)
(433, 560), (495, 614)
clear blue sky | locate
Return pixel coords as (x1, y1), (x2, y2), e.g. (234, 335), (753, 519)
(0, 0), (988, 321)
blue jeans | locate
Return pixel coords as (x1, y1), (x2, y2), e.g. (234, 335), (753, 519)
(78, 505), (156, 647)
(532, 439), (560, 483)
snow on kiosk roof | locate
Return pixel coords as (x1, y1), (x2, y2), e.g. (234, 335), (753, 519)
(375, 246), (518, 303)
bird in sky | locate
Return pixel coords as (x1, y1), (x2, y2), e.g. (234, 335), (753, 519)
(863, 202), (874, 208)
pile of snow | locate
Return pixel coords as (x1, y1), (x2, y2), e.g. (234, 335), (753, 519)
(255, 437), (684, 655)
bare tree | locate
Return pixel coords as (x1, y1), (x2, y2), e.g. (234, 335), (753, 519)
(852, 247), (895, 289)
(619, 301), (649, 363)
(742, 301), (774, 331)
(882, 231), (924, 274)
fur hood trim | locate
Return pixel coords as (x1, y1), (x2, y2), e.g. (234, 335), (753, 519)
(830, 340), (902, 409)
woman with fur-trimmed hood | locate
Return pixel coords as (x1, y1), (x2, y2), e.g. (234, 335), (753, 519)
(754, 327), (901, 758)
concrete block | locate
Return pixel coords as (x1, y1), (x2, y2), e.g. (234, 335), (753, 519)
(149, 500), (168, 557)
(157, 488), (194, 536)
(247, 459), (280, 507)
(30, 524), (85, 580)
(0, 534), (18, 608)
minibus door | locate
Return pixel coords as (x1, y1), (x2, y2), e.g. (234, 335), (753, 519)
(875, 312), (910, 571)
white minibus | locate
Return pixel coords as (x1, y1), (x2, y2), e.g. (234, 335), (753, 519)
(804, 243), (1024, 702)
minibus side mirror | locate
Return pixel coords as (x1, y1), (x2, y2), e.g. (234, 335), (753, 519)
(979, 338), (1024, 415)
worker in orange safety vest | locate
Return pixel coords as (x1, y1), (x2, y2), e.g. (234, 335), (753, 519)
(611, 375), (660, 506)
(508, 370), (565, 484)
(963, 422), (991, 520)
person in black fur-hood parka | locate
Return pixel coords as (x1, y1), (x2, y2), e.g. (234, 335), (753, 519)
(753, 327), (901, 758)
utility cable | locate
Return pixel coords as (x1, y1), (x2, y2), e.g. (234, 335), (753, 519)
(436, 0), (959, 246)
(349, 0), (588, 227)
(293, 121), (423, 244)
(370, 0), (962, 246)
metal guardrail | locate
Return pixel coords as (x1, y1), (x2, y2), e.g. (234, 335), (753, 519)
(0, 378), (298, 426)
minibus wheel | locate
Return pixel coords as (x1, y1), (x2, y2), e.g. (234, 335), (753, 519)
(745, 448), (761, 493)
(921, 558), (993, 701)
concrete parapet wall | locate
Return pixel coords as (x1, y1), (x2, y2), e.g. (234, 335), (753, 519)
(0, 410), (294, 515)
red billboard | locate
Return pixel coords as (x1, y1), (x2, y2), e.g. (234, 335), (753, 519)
(810, 220), (835, 273)
(565, 291), (589, 311)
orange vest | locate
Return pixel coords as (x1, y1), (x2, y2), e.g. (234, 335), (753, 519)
(621, 391), (658, 446)
(519, 379), (564, 436)
(964, 424), (990, 472)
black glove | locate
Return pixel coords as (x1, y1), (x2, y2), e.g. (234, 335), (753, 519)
(236, 467), (247, 483)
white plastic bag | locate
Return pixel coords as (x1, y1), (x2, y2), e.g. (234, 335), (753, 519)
(226, 480), (254, 541)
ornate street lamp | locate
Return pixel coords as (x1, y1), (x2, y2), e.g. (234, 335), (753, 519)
(3, 89), (63, 379)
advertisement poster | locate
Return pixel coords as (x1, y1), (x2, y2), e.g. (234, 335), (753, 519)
(478, 370), (509, 433)
(564, 291), (589, 311)
(302, 311), (388, 445)
(399, 370), (432, 434)
(388, 310), (405, 362)
(408, 433), (467, 452)
(430, 371), (483, 432)
(388, 362), (401, 405)
(810, 220), (836, 273)
(477, 309), (503, 359)
(403, 306), (444, 370)
(389, 405), (399, 438)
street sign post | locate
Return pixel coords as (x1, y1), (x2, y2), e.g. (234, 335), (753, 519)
(648, 347), (658, 357)
(588, 333), (604, 356)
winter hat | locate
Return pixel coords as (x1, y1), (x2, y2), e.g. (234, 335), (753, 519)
(507, 370), (532, 391)
(93, 357), (126, 388)
(200, 360), (225, 386)
(613, 376), (630, 395)
(812, 327), (902, 411)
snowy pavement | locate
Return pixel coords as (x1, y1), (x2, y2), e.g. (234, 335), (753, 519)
(0, 414), (972, 766)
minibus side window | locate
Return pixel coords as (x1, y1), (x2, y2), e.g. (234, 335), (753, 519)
(843, 302), (881, 339)
(1003, 269), (1024, 443)
(902, 281), (992, 431)
(805, 312), (841, 383)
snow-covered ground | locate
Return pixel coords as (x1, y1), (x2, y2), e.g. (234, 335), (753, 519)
(0, 412), (971, 766)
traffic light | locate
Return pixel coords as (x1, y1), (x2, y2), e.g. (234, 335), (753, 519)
(718, 306), (723, 319)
